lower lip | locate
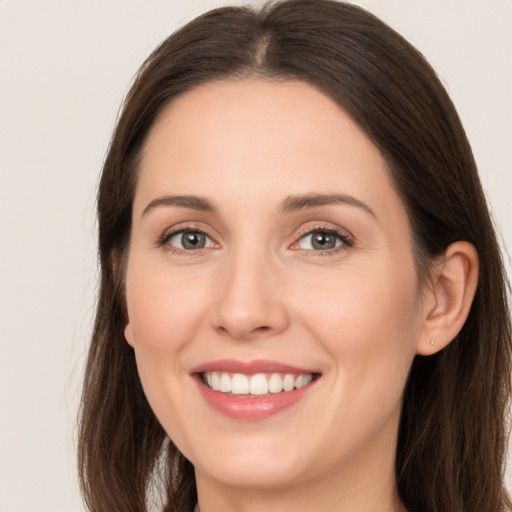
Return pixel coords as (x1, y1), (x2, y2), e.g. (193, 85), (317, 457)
(194, 376), (316, 420)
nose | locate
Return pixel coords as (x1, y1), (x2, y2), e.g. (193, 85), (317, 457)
(212, 249), (289, 340)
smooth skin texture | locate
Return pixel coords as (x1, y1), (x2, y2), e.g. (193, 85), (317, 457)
(123, 80), (478, 512)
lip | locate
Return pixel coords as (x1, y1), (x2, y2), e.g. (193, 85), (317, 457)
(191, 359), (320, 420)
(190, 358), (316, 375)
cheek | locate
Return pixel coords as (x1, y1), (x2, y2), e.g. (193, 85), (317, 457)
(123, 261), (213, 451)
(123, 259), (205, 401)
(125, 260), (208, 354)
(296, 260), (421, 395)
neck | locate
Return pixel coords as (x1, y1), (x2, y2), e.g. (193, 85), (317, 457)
(196, 478), (404, 512)
(194, 431), (406, 512)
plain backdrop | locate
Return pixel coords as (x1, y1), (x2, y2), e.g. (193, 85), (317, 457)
(0, 1), (510, 510)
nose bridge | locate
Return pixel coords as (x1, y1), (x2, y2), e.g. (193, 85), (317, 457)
(213, 239), (288, 339)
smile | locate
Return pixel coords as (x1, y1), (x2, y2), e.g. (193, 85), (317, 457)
(202, 371), (314, 396)
(203, 372), (313, 396)
(192, 360), (320, 420)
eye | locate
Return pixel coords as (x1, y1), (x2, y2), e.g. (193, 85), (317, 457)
(295, 229), (350, 251)
(166, 230), (216, 250)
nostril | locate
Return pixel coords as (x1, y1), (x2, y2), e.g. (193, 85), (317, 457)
(216, 324), (272, 339)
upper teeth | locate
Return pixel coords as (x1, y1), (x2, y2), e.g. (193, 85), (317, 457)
(204, 372), (313, 395)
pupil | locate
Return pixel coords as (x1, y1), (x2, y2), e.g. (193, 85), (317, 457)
(182, 232), (205, 249)
(312, 232), (335, 250)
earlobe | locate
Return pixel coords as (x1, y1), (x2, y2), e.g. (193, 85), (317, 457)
(124, 323), (134, 347)
(416, 241), (479, 356)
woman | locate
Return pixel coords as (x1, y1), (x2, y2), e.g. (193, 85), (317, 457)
(78, 1), (512, 511)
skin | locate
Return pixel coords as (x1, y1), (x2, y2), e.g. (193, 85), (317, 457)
(123, 79), (478, 512)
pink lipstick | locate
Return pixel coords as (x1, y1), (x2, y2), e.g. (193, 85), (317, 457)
(191, 359), (319, 420)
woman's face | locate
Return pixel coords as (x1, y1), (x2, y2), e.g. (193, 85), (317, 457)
(124, 79), (429, 491)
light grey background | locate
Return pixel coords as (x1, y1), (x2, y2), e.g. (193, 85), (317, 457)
(0, 1), (510, 510)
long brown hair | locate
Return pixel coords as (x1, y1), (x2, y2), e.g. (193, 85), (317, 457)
(78, 1), (512, 510)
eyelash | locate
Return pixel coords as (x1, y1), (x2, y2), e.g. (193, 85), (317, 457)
(156, 225), (354, 255)
(291, 226), (354, 255)
(156, 224), (216, 254)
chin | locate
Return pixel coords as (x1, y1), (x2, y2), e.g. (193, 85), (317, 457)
(196, 456), (309, 490)
(187, 433), (315, 489)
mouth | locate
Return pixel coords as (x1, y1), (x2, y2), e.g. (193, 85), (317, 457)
(201, 371), (316, 396)
(191, 360), (321, 420)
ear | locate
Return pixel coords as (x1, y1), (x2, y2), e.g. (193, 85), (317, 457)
(416, 241), (479, 356)
(110, 247), (134, 347)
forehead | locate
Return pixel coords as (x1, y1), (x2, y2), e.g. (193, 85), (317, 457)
(135, 79), (403, 220)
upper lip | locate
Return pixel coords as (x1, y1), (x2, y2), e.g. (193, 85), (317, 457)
(190, 359), (318, 375)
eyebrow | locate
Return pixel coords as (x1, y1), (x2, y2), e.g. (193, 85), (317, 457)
(142, 195), (215, 216)
(141, 192), (376, 219)
(279, 193), (377, 219)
